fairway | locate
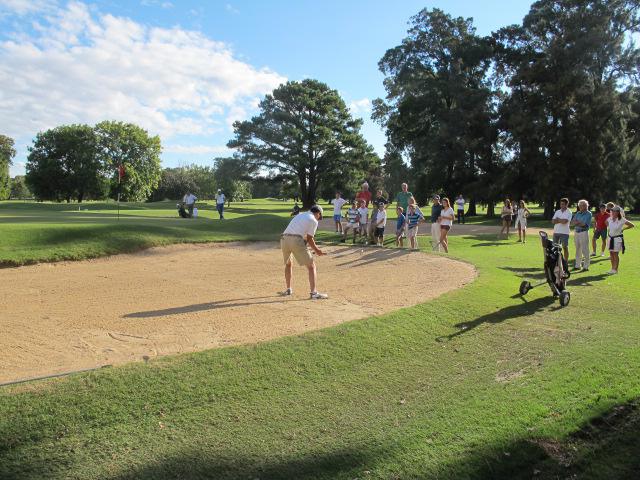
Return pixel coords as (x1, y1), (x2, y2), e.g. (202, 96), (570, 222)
(0, 241), (474, 384)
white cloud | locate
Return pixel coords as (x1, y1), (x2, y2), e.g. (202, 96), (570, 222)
(163, 144), (231, 155)
(0, 0), (55, 16)
(349, 98), (371, 116)
(225, 3), (239, 14)
(0, 1), (286, 142)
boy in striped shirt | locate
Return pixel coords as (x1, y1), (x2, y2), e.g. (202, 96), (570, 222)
(341, 200), (360, 244)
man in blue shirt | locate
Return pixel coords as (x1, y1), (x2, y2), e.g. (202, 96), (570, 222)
(572, 199), (593, 271)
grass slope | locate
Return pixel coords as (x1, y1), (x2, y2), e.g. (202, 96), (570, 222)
(0, 200), (639, 479)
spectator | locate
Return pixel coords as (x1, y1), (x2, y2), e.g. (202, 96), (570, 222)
(182, 191), (197, 218)
(606, 206), (635, 275)
(395, 183), (413, 214)
(455, 194), (465, 224)
(374, 202), (387, 247)
(515, 200), (531, 243)
(368, 189), (388, 242)
(355, 182), (372, 207)
(331, 192), (347, 234)
(552, 198), (572, 261)
(438, 197), (455, 253)
(429, 195), (443, 251)
(357, 200), (369, 244)
(395, 206), (406, 247)
(406, 204), (424, 250)
(215, 189), (225, 219)
(290, 203), (301, 216)
(572, 199), (592, 271)
(342, 200), (360, 243)
(499, 199), (513, 239)
(592, 203), (609, 257)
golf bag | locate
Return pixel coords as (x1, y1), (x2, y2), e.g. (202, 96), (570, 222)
(519, 231), (571, 307)
(177, 203), (190, 218)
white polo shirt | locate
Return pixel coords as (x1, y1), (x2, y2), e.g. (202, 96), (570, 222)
(552, 208), (572, 235)
(331, 197), (347, 215)
(183, 193), (197, 205)
(215, 193), (225, 205)
(283, 212), (318, 238)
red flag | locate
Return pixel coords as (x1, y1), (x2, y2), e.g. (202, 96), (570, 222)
(118, 164), (125, 181)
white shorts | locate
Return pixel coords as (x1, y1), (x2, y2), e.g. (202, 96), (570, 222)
(609, 237), (624, 252)
(407, 226), (418, 238)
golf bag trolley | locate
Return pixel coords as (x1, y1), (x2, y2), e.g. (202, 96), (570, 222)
(177, 203), (190, 218)
(519, 231), (571, 307)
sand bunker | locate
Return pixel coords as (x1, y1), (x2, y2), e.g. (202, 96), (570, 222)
(0, 243), (476, 384)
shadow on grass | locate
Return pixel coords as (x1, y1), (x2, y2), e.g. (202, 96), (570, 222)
(124, 295), (307, 318)
(438, 296), (556, 341)
(443, 398), (640, 480)
(499, 266), (546, 280)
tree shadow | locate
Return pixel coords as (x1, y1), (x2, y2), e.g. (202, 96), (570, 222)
(335, 247), (410, 267)
(437, 296), (556, 341)
(124, 295), (307, 318)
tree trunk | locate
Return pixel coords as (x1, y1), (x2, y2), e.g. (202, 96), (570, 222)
(466, 198), (477, 216)
(486, 201), (495, 217)
(544, 197), (555, 219)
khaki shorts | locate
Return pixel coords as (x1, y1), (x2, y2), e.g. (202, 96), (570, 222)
(281, 235), (313, 266)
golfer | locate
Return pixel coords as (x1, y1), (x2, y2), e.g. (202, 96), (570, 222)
(182, 191), (197, 218)
(280, 205), (328, 299)
(215, 189), (225, 219)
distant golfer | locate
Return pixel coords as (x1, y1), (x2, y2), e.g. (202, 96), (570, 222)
(280, 205), (328, 299)
(215, 189), (225, 219)
(182, 191), (197, 218)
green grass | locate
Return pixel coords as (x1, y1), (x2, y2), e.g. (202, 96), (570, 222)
(1, 200), (639, 479)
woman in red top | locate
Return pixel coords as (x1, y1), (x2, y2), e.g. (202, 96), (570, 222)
(591, 203), (610, 257)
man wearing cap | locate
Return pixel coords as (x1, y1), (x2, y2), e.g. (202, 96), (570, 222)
(215, 189), (226, 219)
(430, 195), (443, 251)
(280, 205), (328, 299)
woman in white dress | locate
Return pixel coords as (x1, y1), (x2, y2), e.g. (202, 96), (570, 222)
(606, 206), (635, 275)
(515, 200), (531, 243)
(438, 198), (455, 253)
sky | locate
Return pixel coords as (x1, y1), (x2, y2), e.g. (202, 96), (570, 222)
(0, 0), (534, 177)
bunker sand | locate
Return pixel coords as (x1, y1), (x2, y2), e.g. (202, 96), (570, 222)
(0, 243), (475, 384)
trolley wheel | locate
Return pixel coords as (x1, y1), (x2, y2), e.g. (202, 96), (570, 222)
(519, 281), (532, 296)
(559, 291), (571, 307)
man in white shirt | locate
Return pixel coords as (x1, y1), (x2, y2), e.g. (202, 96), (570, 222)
(182, 191), (197, 218)
(330, 192), (347, 234)
(455, 194), (465, 224)
(552, 197), (572, 261)
(215, 189), (226, 219)
(281, 205), (328, 299)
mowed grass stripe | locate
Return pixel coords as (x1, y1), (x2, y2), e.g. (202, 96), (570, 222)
(0, 200), (639, 479)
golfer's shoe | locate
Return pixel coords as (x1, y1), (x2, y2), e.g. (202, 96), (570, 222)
(280, 288), (293, 296)
(607, 269), (618, 275)
(310, 291), (329, 300)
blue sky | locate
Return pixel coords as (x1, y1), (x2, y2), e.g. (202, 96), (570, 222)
(0, 0), (533, 176)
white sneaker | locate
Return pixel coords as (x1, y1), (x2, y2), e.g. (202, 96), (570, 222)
(281, 288), (293, 296)
(310, 291), (329, 300)
(607, 269), (618, 275)
(600, 252), (606, 257)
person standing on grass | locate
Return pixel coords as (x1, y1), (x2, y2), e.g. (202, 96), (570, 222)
(342, 200), (360, 243)
(355, 182), (372, 208)
(499, 199), (513, 239)
(438, 198), (455, 253)
(356, 199), (369, 244)
(406, 204), (424, 250)
(592, 203), (609, 257)
(331, 192), (347, 234)
(215, 189), (226, 219)
(455, 194), (465, 224)
(374, 202), (387, 247)
(606, 206), (635, 275)
(552, 197), (572, 262)
(280, 205), (328, 299)
(182, 191), (197, 218)
(395, 183), (413, 215)
(515, 200), (530, 243)
(430, 195), (443, 251)
(395, 206), (406, 247)
(368, 189), (388, 243)
(572, 199), (593, 271)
